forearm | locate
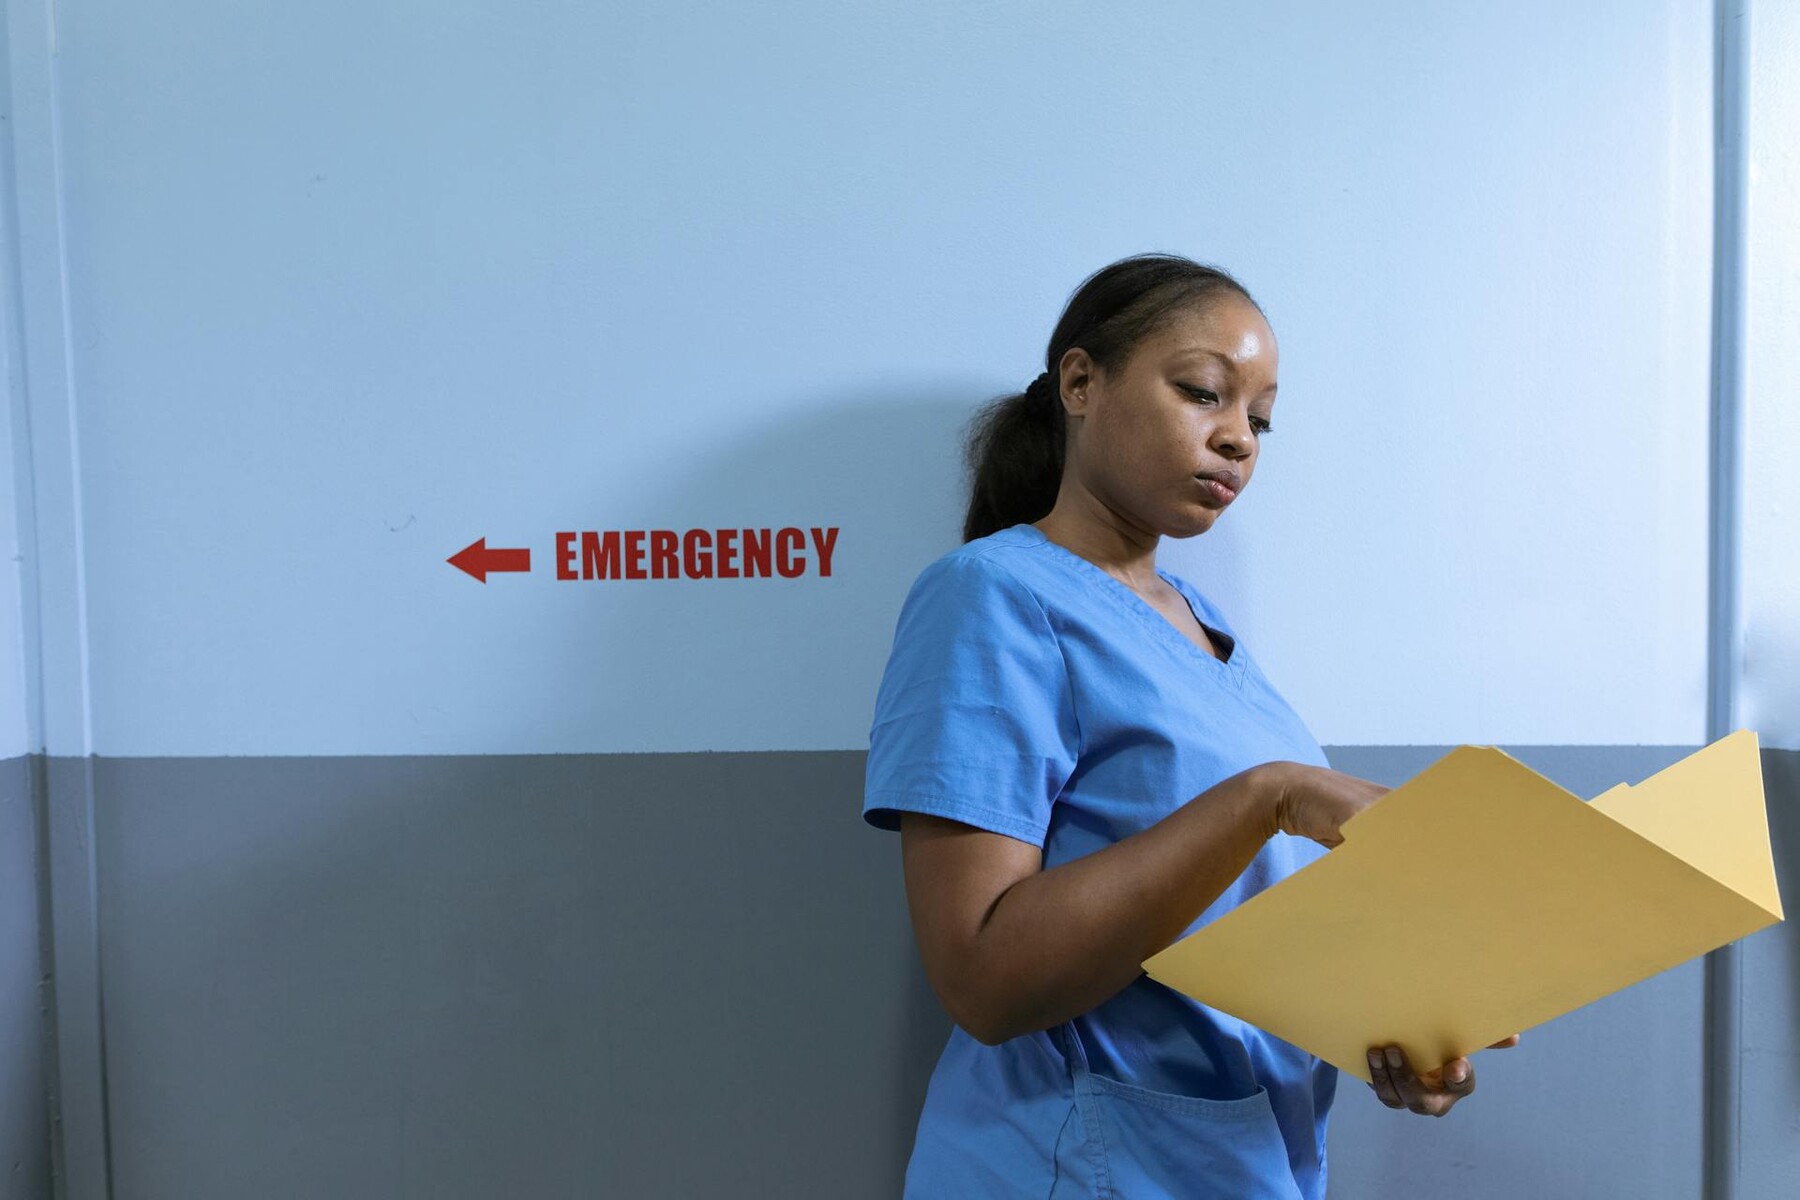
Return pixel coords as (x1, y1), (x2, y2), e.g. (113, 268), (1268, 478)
(964, 764), (1282, 1044)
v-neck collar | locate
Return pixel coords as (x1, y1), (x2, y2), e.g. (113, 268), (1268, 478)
(1011, 523), (1249, 687)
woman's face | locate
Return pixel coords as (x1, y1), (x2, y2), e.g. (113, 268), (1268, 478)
(1059, 296), (1278, 540)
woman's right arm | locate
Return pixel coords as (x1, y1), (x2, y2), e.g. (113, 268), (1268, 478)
(900, 761), (1385, 1046)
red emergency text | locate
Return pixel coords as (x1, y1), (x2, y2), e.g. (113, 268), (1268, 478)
(554, 527), (839, 580)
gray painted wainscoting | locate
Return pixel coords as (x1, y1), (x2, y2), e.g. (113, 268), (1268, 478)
(6, 745), (1795, 1199)
(3, 755), (51, 1200)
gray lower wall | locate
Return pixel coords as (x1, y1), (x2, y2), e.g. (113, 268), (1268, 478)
(2, 755), (50, 1200)
(10, 746), (1798, 1199)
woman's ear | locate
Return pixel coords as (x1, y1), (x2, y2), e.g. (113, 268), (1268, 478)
(1056, 350), (1096, 418)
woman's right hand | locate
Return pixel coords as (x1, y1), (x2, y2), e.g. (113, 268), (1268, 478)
(1254, 762), (1390, 849)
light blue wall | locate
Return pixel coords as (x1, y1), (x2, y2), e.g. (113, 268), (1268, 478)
(5, 2), (1794, 1198)
(0, 0), (35, 764)
(15, 0), (1714, 758)
(1, 327), (27, 761)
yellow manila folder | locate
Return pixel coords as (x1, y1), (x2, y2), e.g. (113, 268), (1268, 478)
(1141, 728), (1784, 1085)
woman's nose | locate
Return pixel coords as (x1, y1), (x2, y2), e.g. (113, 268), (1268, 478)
(1211, 413), (1252, 457)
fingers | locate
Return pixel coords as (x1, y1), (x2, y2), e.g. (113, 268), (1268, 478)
(1366, 1044), (1472, 1117)
(1487, 1033), (1521, 1049)
(1367, 1047), (1403, 1109)
(1369, 1045), (1430, 1113)
(1436, 1057), (1476, 1102)
(1385, 1046), (1431, 1114)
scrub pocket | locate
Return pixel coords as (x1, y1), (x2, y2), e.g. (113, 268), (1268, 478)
(1051, 1023), (1304, 1200)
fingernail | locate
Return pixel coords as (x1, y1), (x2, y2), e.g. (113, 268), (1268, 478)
(1384, 1046), (1402, 1067)
(1448, 1064), (1466, 1083)
(1368, 1051), (1382, 1069)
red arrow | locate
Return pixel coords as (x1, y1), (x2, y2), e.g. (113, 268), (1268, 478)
(448, 537), (531, 583)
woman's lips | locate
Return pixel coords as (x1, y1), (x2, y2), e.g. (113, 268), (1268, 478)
(1195, 475), (1238, 505)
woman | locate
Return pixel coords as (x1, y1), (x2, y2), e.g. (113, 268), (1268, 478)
(862, 253), (1519, 1198)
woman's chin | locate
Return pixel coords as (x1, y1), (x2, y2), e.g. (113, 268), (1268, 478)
(1172, 508), (1222, 538)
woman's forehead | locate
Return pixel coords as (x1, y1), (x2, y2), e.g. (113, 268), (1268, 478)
(1149, 310), (1277, 373)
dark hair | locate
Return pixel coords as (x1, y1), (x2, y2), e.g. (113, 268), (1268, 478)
(960, 253), (1264, 543)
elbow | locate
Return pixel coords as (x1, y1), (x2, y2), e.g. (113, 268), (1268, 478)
(966, 1006), (1047, 1047)
(960, 1011), (1011, 1047)
(922, 964), (997, 1045)
(971, 1022), (1025, 1047)
(941, 979), (1031, 1046)
(940, 987), (1005, 1046)
(959, 1014), (1014, 1047)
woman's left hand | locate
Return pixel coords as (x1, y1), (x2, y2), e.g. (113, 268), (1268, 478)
(1366, 1034), (1521, 1117)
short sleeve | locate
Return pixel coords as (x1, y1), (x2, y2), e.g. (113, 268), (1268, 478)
(862, 553), (1081, 846)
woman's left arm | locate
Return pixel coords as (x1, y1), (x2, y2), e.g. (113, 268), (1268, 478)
(1367, 1034), (1523, 1117)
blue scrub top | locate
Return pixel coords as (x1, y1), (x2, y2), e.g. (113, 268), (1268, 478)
(863, 522), (1339, 1200)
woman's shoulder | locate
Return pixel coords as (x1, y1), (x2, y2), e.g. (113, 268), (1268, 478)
(908, 524), (1049, 593)
(887, 527), (1071, 644)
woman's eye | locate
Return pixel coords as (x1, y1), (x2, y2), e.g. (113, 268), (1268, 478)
(1182, 384), (1272, 435)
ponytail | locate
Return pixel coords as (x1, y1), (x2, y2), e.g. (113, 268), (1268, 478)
(960, 370), (1066, 543)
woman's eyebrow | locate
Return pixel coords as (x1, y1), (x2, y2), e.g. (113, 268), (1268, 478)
(1170, 348), (1238, 372)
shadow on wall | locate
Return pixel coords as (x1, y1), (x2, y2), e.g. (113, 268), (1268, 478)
(521, 383), (1267, 755)
(499, 393), (995, 759)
